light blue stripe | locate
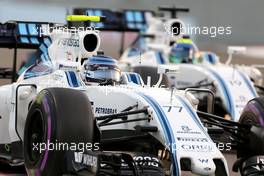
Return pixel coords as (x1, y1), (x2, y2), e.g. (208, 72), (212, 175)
(20, 37), (29, 43)
(44, 38), (51, 47)
(128, 23), (136, 29)
(39, 44), (47, 53)
(237, 70), (258, 97)
(18, 23), (27, 35)
(86, 10), (94, 16)
(28, 24), (38, 35)
(126, 11), (134, 22)
(138, 93), (179, 176)
(95, 10), (102, 16)
(136, 23), (143, 30)
(134, 11), (143, 22)
(126, 74), (132, 82)
(205, 67), (235, 118)
(155, 51), (162, 64)
(40, 54), (46, 62)
(30, 37), (39, 44)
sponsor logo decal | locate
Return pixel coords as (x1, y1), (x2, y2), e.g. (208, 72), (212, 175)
(74, 152), (98, 167)
(95, 107), (117, 114)
(198, 158), (209, 163)
(181, 144), (213, 152)
(58, 38), (79, 47)
(229, 79), (242, 86)
(59, 64), (78, 70)
(132, 156), (159, 167)
(176, 125), (201, 134)
(177, 137), (208, 142)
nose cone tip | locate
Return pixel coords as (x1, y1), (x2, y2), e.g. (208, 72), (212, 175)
(191, 158), (216, 175)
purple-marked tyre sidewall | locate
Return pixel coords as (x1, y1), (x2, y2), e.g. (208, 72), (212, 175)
(24, 90), (58, 176)
(239, 97), (264, 126)
(237, 97), (264, 175)
(24, 88), (97, 176)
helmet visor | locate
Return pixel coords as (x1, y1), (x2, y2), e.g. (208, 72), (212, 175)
(84, 64), (121, 83)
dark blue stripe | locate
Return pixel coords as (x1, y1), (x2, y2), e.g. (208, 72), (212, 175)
(155, 51), (165, 64)
(138, 93), (179, 176)
(134, 73), (142, 85)
(68, 71), (80, 87)
(65, 72), (73, 87)
(158, 51), (165, 64)
(130, 73), (139, 84)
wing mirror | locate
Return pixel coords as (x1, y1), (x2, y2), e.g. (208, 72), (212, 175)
(154, 65), (179, 88)
(226, 46), (246, 65)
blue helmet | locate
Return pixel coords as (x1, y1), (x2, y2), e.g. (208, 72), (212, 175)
(83, 56), (121, 85)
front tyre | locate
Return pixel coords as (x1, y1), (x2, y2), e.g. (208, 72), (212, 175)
(236, 97), (264, 176)
(24, 88), (98, 176)
(239, 97), (264, 125)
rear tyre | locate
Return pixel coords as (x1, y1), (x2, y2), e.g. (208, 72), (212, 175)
(24, 88), (98, 176)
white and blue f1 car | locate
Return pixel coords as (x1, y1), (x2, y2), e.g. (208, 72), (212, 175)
(108, 7), (264, 121)
(0, 16), (264, 176)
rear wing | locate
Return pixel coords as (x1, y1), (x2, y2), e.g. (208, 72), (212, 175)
(0, 21), (53, 82)
(158, 6), (189, 18)
(71, 8), (154, 32)
(70, 7), (189, 55)
(70, 8), (154, 55)
(0, 21), (53, 48)
(70, 7), (189, 31)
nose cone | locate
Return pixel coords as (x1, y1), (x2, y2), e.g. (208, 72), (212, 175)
(191, 158), (216, 175)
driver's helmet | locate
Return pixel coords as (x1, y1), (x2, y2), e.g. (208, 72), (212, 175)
(169, 38), (198, 64)
(82, 56), (121, 85)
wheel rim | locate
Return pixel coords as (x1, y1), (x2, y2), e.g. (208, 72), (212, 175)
(26, 109), (45, 164)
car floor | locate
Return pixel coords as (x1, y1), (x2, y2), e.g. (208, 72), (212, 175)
(0, 152), (240, 176)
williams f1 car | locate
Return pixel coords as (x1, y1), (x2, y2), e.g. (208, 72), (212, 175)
(100, 7), (264, 121)
(0, 17), (264, 176)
